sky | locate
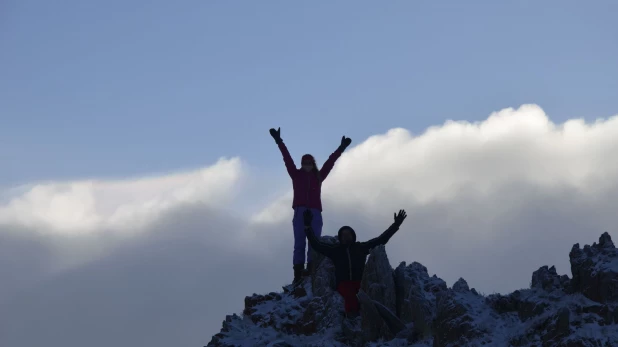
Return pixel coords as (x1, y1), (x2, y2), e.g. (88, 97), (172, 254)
(2, 1), (618, 347)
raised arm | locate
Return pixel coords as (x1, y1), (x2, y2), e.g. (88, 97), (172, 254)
(304, 225), (337, 259)
(303, 209), (337, 258)
(359, 210), (407, 253)
(270, 127), (297, 177)
(319, 136), (352, 180)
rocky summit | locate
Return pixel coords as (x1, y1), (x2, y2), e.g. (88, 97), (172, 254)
(206, 233), (618, 347)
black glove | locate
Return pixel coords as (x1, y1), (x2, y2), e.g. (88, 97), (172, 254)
(393, 209), (407, 227)
(339, 136), (352, 151)
(269, 127), (282, 144)
(303, 209), (313, 227)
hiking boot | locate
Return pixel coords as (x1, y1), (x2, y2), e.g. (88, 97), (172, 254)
(303, 262), (313, 276)
(293, 264), (304, 286)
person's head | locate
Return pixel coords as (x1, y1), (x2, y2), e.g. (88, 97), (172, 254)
(301, 154), (316, 172)
(338, 226), (356, 245)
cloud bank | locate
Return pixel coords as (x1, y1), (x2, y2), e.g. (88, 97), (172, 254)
(0, 157), (243, 234)
(3, 104), (618, 347)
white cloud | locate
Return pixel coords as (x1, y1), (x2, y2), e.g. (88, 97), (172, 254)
(258, 104), (618, 218)
(3, 104), (618, 346)
(0, 157), (244, 235)
(253, 103), (618, 295)
(323, 104), (618, 207)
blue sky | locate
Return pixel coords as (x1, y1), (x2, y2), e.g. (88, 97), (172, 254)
(4, 3), (618, 345)
(2, 0), (617, 186)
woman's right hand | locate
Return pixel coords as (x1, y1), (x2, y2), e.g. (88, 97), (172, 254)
(269, 127), (281, 142)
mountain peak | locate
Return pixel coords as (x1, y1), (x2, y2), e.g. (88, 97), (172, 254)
(207, 233), (618, 346)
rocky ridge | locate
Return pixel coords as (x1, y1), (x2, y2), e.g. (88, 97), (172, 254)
(207, 233), (618, 347)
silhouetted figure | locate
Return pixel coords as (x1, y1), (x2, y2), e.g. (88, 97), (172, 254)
(269, 127), (352, 286)
(303, 208), (407, 317)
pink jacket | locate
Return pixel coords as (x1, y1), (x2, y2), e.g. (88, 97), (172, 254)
(277, 141), (343, 211)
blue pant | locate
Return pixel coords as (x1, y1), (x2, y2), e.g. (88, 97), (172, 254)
(292, 206), (323, 265)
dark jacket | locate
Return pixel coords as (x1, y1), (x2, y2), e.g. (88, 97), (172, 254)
(277, 141), (343, 211)
(304, 223), (400, 286)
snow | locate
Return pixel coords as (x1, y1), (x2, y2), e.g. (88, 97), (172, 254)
(214, 287), (618, 347)
(213, 278), (618, 347)
(210, 233), (618, 347)
(218, 315), (347, 347)
(565, 323), (615, 343)
(599, 256), (618, 272)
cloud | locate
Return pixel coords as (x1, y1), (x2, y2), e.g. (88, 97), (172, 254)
(324, 104), (618, 205)
(254, 103), (618, 294)
(0, 157), (270, 347)
(3, 104), (618, 346)
(0, 157), (243, 234)
(0, 203), (286, 347)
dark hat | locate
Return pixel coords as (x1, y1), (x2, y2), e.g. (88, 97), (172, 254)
(337, 226), (356, 243)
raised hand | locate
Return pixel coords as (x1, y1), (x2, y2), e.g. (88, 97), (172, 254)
(303, 209), (313, 227)
(340, 136), (352, 149)
(269, 127), (281, 143)
(393, 209), (407, 227)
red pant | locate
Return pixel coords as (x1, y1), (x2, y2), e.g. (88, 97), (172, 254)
(337, 281), (362, 313)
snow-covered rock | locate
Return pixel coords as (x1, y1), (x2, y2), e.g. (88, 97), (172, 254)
(570, 231), (618, 303)
(360, 246), (398, 343)
(206, 233), (618, 347)
(452, 278), (470, 293)
(310, 235), (339, 298)
(393, 261), (447, 342)
(531, 265), (570, 293)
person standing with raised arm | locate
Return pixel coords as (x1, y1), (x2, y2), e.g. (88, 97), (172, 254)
(269, 127), (352, 286)
(303, 208), (408, 317)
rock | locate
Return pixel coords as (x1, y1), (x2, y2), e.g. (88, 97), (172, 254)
(355, 291), (407, 343)
(244, 292), (281, 316)
(310, 236), (339, 297)
(531, 265), (569, 292)
(394, 261), (445, 340)
(452, 278), (470, 293)
(360, 245), (397, 312)
(582, 304), (613, 325)
(206, 314), (244, 347)
(486, 293), (515, 313)
(540, 307), (572, 346)
(358, 246), (397, 343)
(432, 289), (484, 347)
(208, 232), (618, 347)
(267, 342), (296, 347)
(340, 315), (363, 347)
(518, 300), (550, 322)
(427, 275), (448, 294)
(299, 292), (344, 334)
(372, 299), (407, 335)
(600, 232), (615, 248)
(556, 307), (571, 334)
(357, 289), (392, 342)
(486, 290), (550, 322)
(570, 232), (618, 303)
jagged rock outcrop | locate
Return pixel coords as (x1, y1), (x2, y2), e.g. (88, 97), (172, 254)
(452, 278), (470, 293)
(531, 265), (571, 293)
(361, 246), (397, 311)
(207, 233), (618, 347)
(310, 235), (339, 297)
(393, 261), (447, 342)
(433, 286), (489, 347)
(570, 231), (618, 303)
(359, 246), (398, 342)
